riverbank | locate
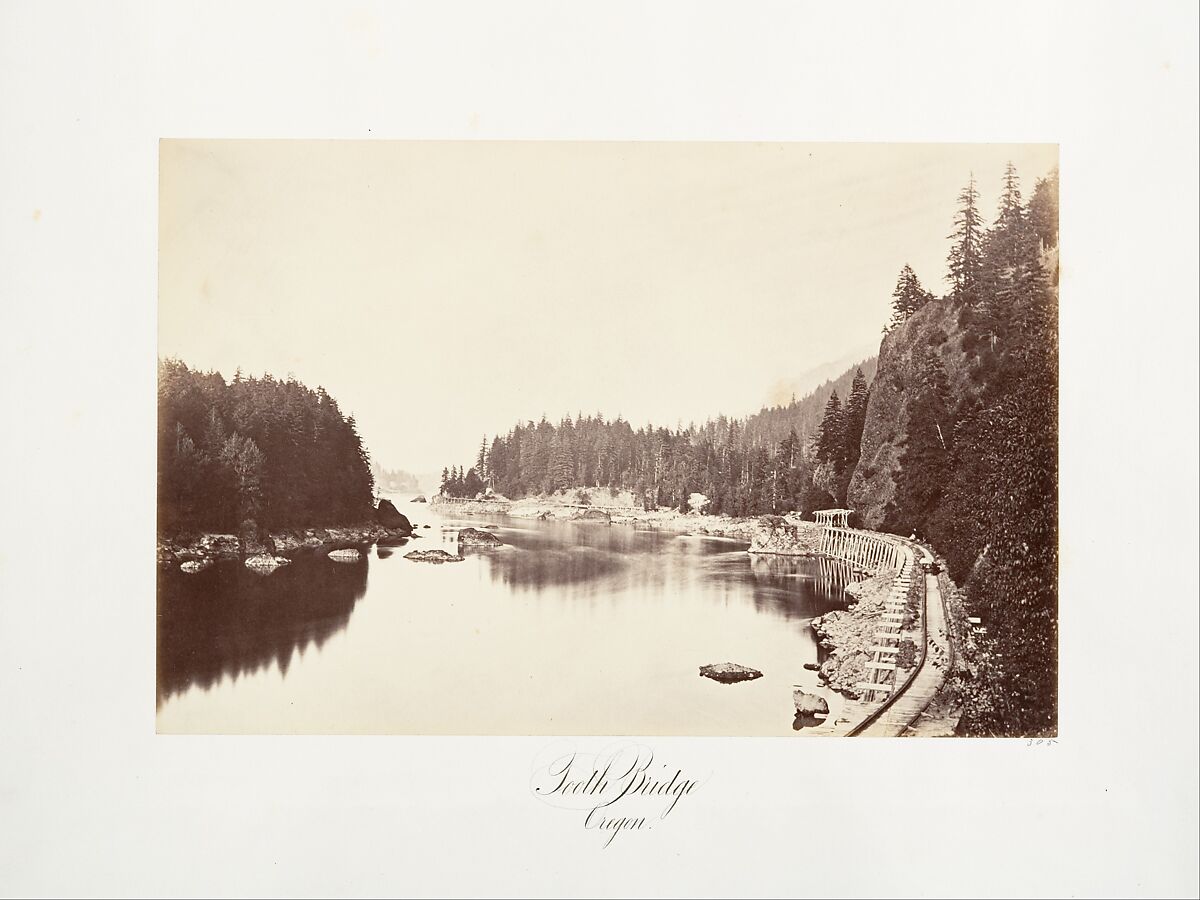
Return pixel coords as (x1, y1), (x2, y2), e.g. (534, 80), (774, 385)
(810, 570), (922, 700)
(430, 492), (762, 540)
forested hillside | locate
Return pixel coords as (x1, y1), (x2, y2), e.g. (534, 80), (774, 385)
(440, 358), (875, 516)
(158, 360), (375, 536)
(851, 164), (1059, 736)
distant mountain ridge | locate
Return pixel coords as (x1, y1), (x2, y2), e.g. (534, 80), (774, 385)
(739, 356), (879, 449)
(761, 343), (880, 409)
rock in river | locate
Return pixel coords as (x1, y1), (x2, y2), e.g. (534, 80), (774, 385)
(245, 553), (291, 573)
(792, 689), (830, 716)
(699, 662), (763, 684)
(179, 559), (212, 574)
(457, 527), (503, 547)
(375, 499), (413, 532)
(404, 549), (465, 564)
(375, 529), (411, 546)
(328, 548), (362, 563)
(747, 516), (821, 555)
(411, 495), (427, 503)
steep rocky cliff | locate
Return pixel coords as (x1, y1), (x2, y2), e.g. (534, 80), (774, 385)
(846, 297), (978, 529)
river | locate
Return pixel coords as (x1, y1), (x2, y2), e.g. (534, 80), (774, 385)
(156, 497), (855, 735)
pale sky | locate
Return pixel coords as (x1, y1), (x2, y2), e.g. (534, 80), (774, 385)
(159, 141), (1057, 475)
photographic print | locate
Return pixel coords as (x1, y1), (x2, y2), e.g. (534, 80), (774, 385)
(157, 140), (1059, 737)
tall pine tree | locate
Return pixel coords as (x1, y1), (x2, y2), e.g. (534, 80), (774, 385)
(1028, 166), (1059, 251)
(840, 367), (871, 474)
(979, 163), (1045, 363)
(814, 391), (844, 465)
(946, 173), (985, 304)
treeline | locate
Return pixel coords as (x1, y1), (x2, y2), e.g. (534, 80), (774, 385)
(879, 164), (1059, 736)
(737, 357), (878, 453)
(811, 367), (872, 505)
(158, 359), (375, 535)
(440, 465), (486, 499)
(371, 461), (419, 493)
(440, 364), (875, 517)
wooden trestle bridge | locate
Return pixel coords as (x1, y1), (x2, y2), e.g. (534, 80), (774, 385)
(808, 509), (953, 737)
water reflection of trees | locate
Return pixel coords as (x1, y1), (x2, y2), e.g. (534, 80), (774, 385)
(459, 522), (667, 593)
(739, 554), (858, 620)
(467, 545), (628, 592)
(463, 523), (856, 621)
(156, 556), (369, 704)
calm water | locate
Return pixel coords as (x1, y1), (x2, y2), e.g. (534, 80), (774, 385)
(157, 498), (856, 735)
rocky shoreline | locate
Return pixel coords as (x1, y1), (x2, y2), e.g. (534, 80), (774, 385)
(157, 521), (418, 570)
(430, 494), (763, 540)
(746, 516), (823, 555)
(810, 571), (920, 700)
(158, 499), (421, 572)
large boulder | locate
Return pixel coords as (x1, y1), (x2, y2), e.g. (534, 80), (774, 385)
(375, 499), (413, 532)
(793, 689), (830, 716)
(375, 529), (411, 546)
(699, 662), (763, 684)
(457, 527), (503, 547)
(327, 548), (362, 563)
(748, 518), (822, 555)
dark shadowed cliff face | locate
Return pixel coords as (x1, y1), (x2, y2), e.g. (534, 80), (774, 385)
(848, 297), (978, 529)
(848, 223), (1059, 735)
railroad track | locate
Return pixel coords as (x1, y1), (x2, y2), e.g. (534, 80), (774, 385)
(847, 540), (954, 737)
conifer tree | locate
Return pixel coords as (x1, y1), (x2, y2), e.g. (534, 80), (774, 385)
(814, 391), (844, 464)
(979, 163), (1044, 360)
(946, 173), (985, 303)
(890, 350), (953, 536)
(1028, 166), (1059, 251)
(888, 264), (933, 330)
(549, 433), (575, 491)
(841, 367), (871, 473)
(463, 467), (484, 497)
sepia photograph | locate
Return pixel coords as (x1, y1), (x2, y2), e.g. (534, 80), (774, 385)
(4, 2), (1196, 896)
(157, 140), (1059, 738)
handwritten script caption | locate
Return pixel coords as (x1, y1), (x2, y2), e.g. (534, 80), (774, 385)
(530, 741), (705, 847)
